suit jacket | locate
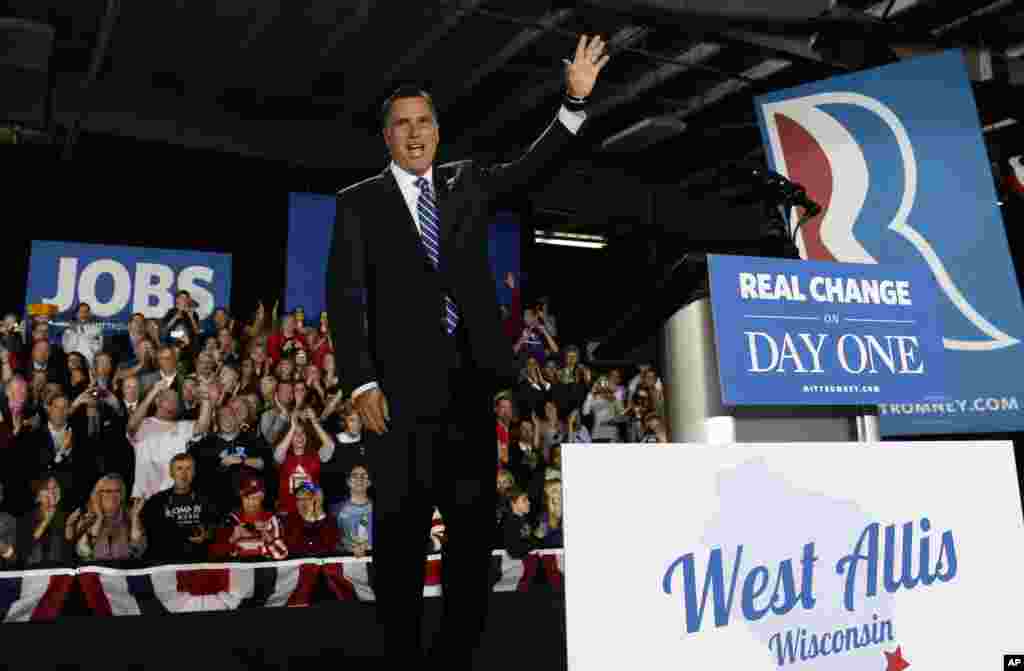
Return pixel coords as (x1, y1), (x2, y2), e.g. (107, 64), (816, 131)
(326, 112), (575, 422)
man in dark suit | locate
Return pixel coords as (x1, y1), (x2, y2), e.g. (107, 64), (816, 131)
(326, 34), (609, 668)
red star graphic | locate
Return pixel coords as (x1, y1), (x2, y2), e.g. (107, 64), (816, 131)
(884, 646), (910, 671)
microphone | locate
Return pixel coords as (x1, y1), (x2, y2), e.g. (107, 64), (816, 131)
(723, 163), (822, 215)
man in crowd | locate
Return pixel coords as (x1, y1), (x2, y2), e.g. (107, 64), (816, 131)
(129, 377), (212, 500)
(61, 303), (104, 368)
(190, 402), (271, 517)
(141, 453), (216, 562)
(325, 33), (608, 667)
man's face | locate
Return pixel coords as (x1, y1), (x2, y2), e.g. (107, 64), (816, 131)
(175, 293), (190, 311)
(282, 315), (295, 334)
(383, 96), (439, 176)
(123, 377), (140, 403)
(218, 406), (240, 435)
(348, 467), (370, 495)
(48, 396), (69, 427)
(196, 353), (213, 376)
(218, 329), (233, 350)
(610, 369), (623, 386)
(521, 421), (534, 443)
(129, 314), (145, 334)
(277, 383), (294, 406)
(32, 340), (49, 364)
(643, 370), (658, 387)
(293, 382), (307, 406)
(229, 397), (250, 425)
(96, 354), (113, 379)
(170, 458), (194, 491)
(77, 304), (91, 322)
(497, 472), (513, 495)
(495, 399), (513, 423)
(251, 345), (265, 363)
(158, 349), (176, 373)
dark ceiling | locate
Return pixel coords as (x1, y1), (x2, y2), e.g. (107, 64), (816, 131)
(3, 0), (1024, 238)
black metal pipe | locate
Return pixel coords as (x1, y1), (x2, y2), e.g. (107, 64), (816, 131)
(62, 0), (121, 161)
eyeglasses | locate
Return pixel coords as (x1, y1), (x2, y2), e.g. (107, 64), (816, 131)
(349, 473), (369, 481)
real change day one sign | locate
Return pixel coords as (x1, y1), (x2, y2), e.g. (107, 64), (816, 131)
(561, 442), (1024, 671)
(707, 254), (948, 406)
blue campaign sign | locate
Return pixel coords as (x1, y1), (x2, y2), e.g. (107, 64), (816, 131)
(707, 254), (948, 406)
(754, 50), (1024, 432)
(25, 241), (232, 331)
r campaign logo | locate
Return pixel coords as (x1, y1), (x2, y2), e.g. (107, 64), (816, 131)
(661, 460), (955, 669)
(756, 51), (1020, 354)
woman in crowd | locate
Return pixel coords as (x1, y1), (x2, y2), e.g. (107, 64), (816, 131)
(68, 473), (146, 562)
(282, 482), (339, 558)
(274, 409), (336, 515)
(18, 476), (73, 568)
(534, 478), (563, 548)
(211, 476), (288, 560)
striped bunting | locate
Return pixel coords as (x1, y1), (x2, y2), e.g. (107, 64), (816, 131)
(0, 568), (76, 622)
(3, 549), (564, 619)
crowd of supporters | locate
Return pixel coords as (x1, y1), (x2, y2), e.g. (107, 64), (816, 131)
(0, 275), (668, 570)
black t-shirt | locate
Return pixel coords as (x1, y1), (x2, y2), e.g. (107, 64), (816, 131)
(142, 488), (216, 563)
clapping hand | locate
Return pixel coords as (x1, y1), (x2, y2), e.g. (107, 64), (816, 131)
(565, 34), (610, 99)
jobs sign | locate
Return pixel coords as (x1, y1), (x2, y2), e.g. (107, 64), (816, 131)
(26, 241), (233, 324)
(707, 254), (948, 406)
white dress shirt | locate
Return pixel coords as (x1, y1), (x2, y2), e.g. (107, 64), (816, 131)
(353, 105), (586, 402)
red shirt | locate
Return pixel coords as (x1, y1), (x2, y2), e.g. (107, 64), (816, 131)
(277, 451), (322, 515)
(267, 331), (305, 365)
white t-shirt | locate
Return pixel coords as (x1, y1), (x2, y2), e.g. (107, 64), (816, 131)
(132, 417), (198, 499)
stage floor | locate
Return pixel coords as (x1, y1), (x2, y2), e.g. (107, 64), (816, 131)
(11, 592), (568, 671)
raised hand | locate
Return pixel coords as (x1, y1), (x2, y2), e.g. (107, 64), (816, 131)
(566, 34), (610, 99)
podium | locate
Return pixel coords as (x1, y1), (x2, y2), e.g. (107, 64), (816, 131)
(660, 297), (880, 443)
(589, 253), (880, 444)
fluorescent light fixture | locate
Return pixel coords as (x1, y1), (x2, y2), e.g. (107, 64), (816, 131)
(983, 118), (1018, 132)
(534, 230), (607, 249)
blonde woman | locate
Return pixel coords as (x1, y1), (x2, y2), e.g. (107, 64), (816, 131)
(68, 474), (146, 561)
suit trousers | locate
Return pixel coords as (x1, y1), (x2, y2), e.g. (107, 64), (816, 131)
(367, 355), (497, 668)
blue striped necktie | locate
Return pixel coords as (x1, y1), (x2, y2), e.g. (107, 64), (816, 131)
(416, 176), (459, 335)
